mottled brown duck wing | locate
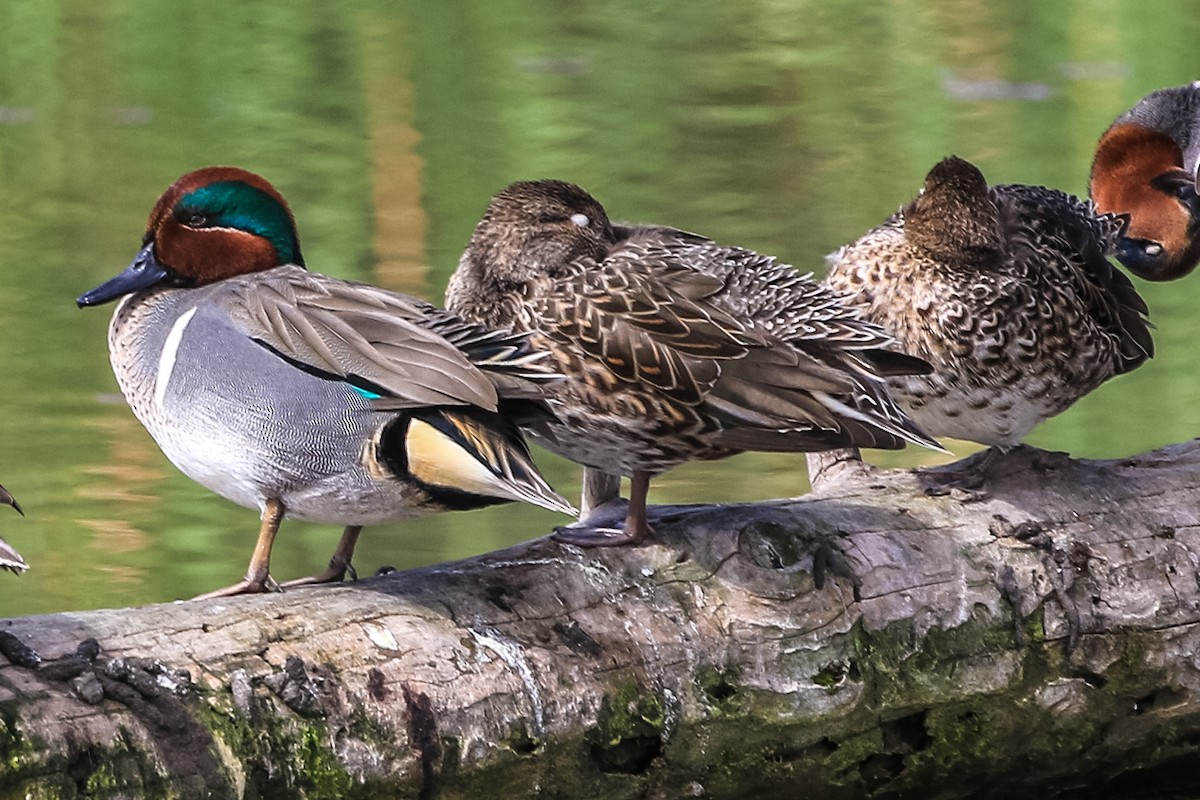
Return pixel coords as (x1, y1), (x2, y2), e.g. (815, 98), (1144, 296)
(225, 266), (503, 410)
(608, 230), (940, 450)
(704, 341), (939, 452)
(624, 225), (935, 380)
(1073, 251), (1155, 373)
(1065, 211), (1155, 372)
(996, 186), (1154, 373)
(538, 250), (753, 404)
(705, 345), (854, 428)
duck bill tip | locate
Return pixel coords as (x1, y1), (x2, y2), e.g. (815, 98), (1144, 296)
(77, 244), (169, 308)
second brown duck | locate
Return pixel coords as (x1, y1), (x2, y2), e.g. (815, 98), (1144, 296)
(447, 179), (942, 546)
(825, 156), (1153, 475)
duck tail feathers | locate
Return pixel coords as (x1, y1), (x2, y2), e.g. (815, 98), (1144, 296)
(401, 410), (576, 515)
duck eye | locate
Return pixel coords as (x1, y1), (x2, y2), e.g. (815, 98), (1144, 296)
(569, 212), (590, 228)
(180, 212), (209, 227)
(1144, 243), (1164, 257)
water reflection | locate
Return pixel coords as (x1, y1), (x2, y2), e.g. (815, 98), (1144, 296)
(1, 0), (1199, 615)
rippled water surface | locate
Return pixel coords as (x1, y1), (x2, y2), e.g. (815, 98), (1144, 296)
(2, 0), (1200, 615)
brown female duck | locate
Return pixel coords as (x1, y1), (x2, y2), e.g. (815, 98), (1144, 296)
(447, 179), (941, 546)
(826, 156), (1152, 473)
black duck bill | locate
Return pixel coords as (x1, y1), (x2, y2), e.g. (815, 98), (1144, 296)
(77, 243), (171, 307)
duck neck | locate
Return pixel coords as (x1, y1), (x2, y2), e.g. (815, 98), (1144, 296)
(446, 251), (522, 330)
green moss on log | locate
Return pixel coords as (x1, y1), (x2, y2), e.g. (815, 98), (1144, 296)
(0, 701), (34, 778)
(197, 698), (370, 799)
(585, 680), (667, 775)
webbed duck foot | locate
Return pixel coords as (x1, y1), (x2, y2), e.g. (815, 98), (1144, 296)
(553, 497), (648, 547)
(193, 498), (291, 599)
(279, 525), (364, 589)
(279, 559), (359, 589)
(555, 472), (655, 547)
(192, 574), (282, 600)
(552, 521), (650, 547)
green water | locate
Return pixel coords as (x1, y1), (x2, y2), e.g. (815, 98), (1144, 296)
(1, 0), (1198, 615)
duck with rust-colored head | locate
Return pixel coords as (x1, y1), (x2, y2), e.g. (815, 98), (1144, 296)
(447, 179), (941, 547)
(1090, 81), (1200, 280)
(826, 156), (1153, 488)
(77, 167), (573, 598)
(0, 483), (26, 574)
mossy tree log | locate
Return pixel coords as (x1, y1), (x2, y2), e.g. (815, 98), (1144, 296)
(4, 442), (1200, 799)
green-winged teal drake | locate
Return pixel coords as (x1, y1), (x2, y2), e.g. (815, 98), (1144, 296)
(826, 156), (1153, 477)
(0, 483), (26, 574)
(446, 179), (942, 547)
(1090, 81), (1200, 280)
(77, 167), (574, 598)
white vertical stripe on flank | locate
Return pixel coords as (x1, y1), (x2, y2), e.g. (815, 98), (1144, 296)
(154, 306), (198, 411)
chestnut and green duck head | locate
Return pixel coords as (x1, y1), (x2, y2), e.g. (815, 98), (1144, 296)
(78, 167), (305, 308)
(1090, 82), (1200, 281)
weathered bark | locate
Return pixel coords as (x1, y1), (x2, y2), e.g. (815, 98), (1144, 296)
(3, 442), (1200, 800)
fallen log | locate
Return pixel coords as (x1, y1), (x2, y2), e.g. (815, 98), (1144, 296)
(3, 442), (1200, 799)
